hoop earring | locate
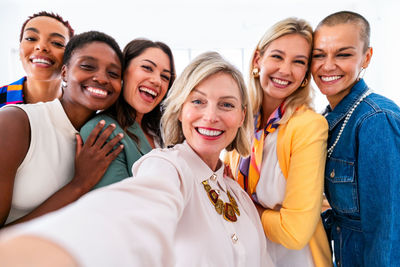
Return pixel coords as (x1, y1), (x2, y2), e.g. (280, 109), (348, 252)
(357, 67), (366, 81)
(252, 67), (260, 78)
(301, 78), (308, 87)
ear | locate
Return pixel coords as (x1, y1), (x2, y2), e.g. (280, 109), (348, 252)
(252, 51), (261, 69)
(362, 47), (373, 69)
(239, 106), (246, 127)
(61, 65), (67, 82)
(178, 109), (182, 122)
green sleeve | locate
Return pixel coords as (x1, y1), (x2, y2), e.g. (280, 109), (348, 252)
(80, 115), (131, 190)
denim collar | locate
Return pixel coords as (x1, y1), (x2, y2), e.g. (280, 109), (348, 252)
(324, 79), (370, 130)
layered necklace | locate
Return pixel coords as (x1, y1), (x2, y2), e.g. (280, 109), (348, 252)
(202, 174), (240, 222)
(327, 89), (372, 157)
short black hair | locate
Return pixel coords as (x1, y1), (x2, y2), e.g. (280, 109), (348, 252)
(19, 11), (74, 42)
(62, 31), (123, 68)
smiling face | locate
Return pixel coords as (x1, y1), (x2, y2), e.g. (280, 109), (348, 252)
(61, 41), (122, 113)
(254, 33), (310, 105)
(19, 16), (70, 81)
(179, 72), (245, 170)
(123, 47), (172, 122)
(311, 23), (372, 108)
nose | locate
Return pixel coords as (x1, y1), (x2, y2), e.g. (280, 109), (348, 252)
(322, 56), (337, 71)
(278, 60), (291, 76)
(150, 73), (162, 88)
(92, 70), (109, 85)
(35, 39), (49, 52)
(203, 103), (219, 123)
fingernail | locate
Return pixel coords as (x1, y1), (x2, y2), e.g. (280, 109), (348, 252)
(110, 123), (116, 128)
(118, 133), (124, 138)
(99, 120), (105, 125)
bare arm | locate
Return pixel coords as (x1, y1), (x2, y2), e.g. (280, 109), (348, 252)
(0, 107), (30, 227)
(3, 119), (124, 227)
(0, 235), (78, 267)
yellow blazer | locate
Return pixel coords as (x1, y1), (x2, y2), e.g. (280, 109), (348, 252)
(225, 106), (332, 267)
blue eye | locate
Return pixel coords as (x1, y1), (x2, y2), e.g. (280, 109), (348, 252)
(192, 99), (202, 105)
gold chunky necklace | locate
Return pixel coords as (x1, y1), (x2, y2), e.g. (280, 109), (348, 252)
(202, 174), (240, 222)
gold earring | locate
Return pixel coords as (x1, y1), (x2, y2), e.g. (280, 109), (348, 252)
(252, 67), (260, 78)
(301, 78), (308, 87)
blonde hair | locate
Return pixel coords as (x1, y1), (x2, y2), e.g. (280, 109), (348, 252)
(249, 17), (314, 124)
(161, 51), (253, 156)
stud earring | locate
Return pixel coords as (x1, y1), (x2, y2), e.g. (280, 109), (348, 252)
(252, 67), (260, 78)
(301, 78), (308, 87)
(61, 80), (67, 89)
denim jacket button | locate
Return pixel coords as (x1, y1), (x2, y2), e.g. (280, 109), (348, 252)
(336, 226), (341, 233)
(330, 169), (335, 178)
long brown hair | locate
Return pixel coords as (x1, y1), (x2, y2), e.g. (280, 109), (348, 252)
(104, 39), (176, 146)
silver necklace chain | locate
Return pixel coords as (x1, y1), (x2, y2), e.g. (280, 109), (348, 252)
(327, 89), (372, 157)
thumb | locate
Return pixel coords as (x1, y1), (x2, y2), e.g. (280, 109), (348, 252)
(75, 133), (83, 157)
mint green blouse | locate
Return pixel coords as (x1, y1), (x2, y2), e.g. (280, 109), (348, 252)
(80, 114), (153, 189)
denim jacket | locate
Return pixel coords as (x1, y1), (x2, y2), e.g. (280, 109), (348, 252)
(322, 79), (400, 267)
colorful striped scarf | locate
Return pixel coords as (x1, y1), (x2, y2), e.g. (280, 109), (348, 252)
(237, 104), (284, 201)
(0, 77), (25, 108)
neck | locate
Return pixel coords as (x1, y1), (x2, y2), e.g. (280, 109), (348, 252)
(327, 84), (354, 110)
(24, 78), (62, 104)
(60, 98), (94, 131)
(261, 96), (283, 129)
(135, 112), (144, 125)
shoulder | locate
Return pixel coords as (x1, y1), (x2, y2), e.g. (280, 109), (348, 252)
(362, 93), (400, 122)
(0, 77), (26, 90)
(282, 106), (328, 135)
(0, 105), (29, 127)
(81, 114), (123, 135)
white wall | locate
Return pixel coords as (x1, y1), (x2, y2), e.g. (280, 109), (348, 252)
(1, 0), (399, 111)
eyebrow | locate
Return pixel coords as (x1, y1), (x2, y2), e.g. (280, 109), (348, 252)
(80, 56), (121, 70)
(313, 46), (356, 52)
(25, 27), (66, 40)
(192, 89), (240, 101)
(271, 49), (308, 59)
(143, 59), (172, 74)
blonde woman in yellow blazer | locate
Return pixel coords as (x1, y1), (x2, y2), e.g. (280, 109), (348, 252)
(225, 18), (332, 267)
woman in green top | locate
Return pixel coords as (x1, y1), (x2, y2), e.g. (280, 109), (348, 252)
(80, 39), (175, 189)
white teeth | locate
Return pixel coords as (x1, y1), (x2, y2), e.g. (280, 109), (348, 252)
(321, 75), (341, 82)
(87, 87), (107, 96)
(139, 87), (157, 97)
(197, 128), (222, 137)
(32, 58), (52, 65)
(272, 78), (289, 85)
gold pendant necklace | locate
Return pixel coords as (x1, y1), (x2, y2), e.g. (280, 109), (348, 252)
(202, 175), (240, 222)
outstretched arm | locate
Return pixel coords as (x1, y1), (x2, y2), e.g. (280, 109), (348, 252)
(0, 156), (185, 267)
